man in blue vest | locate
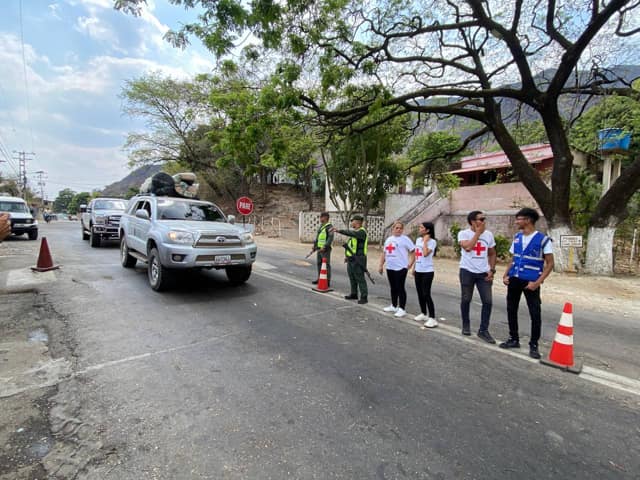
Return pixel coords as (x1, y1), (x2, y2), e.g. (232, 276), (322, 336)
(312, 212), (334, 286)
(500, 208), (554, 359)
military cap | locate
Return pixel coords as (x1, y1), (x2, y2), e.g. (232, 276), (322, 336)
(351, 214), (364, 221)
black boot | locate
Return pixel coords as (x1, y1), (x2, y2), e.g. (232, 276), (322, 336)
(344, 294), (358, 300)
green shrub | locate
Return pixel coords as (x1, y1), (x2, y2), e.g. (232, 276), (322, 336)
(494, 234), (511, 260)
(450, 222), (462, 257)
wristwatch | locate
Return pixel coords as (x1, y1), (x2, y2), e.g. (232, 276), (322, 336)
(490, 268), (496, 273)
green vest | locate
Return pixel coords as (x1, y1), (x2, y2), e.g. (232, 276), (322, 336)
(346, 227), (368, 256)
(316, 224), (331, 248)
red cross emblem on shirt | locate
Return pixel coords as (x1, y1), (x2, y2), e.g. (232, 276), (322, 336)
(473, 242), (486, 256)
(415, 248), (423, 258)
(385, 243), (396, 254)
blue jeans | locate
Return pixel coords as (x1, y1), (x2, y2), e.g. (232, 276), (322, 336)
(459, 268), (493, 332)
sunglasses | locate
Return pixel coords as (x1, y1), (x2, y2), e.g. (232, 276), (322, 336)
(476, 217), (486, 222)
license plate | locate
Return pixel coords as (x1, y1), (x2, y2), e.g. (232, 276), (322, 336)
(214, 255), (231, 264)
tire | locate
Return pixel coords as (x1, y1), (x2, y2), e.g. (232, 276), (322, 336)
(148, 247), (173, 291)
(90, 229), (101, 248)
(120, 236), (137, 268)
(226, 265), (252, 285)
(28, 230), (38, 241)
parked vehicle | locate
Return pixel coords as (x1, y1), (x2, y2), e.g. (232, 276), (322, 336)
(119, 195), (257, 291)
(80, 198), (127, 247)
(0, 196), (38, 240)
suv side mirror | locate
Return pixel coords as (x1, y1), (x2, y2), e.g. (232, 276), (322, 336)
(227, 214), (235, 224)
(135, 209), (150, 220)
(79, 204), (87, 213)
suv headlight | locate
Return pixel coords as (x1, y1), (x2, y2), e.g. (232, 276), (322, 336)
(241, 232), (254, 244)
(94, 215), (107, 224)
(167, 230), (194, 244)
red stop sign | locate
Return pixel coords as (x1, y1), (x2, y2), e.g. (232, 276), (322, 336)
(236, 196), (254, 215)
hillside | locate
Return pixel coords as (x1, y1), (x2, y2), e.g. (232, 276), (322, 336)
(100, 164), (162, 197)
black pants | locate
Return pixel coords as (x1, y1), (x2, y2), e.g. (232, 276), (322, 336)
(506, 276), (542, 346)
(414, 271), (435, 318)
(386, 268), (408, 309)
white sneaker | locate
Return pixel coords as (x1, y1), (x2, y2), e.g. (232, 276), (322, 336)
(414, 313), (426, 322)
(424, 317), (439, 328)
(383, 305), (398, 313)
(394, 308), (407, 318)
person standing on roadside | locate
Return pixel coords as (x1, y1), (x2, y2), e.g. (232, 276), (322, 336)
(500, 208), (554, 359)
(378, 222), (415, 318)
(0, 213), (11, 242)
(411, 222), (438, 328)
(331, 215), (369, 304)
(458, 210), (497, 343)
(312, 212), (334, 286)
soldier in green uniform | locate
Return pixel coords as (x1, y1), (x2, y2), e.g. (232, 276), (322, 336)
(332, 214), (369, 304)
(312, 212), (334, 286)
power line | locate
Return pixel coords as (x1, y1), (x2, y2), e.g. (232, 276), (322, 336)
(18, 0), (35, 152)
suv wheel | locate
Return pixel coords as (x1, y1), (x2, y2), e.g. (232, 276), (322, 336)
(82, 227), (89, 240)
(120, 236), (137, 268)
(148, 247), (173, 291)
(226, 265), (252, 285)
(89, 229), (101, 248)
(28, 230), (38, 241)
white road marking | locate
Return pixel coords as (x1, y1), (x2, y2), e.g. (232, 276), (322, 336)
(253, 269), (640, 398)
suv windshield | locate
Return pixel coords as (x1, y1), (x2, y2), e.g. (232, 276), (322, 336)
(94, 200), (127, 210)
(0, 201), (30, 214)
(157, 200), (225, 222)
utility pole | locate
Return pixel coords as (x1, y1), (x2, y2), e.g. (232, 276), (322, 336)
(34, 170), (46, 204)
(13, 151), (35, 199)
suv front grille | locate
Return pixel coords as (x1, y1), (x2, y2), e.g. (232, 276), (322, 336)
(195, 234), (241, 248)
(107, 215), (121, 227)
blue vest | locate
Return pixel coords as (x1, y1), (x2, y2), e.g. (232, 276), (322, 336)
(508, 232), (551, 281)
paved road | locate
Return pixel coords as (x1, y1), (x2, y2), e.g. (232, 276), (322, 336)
(1, 221), (639, 479)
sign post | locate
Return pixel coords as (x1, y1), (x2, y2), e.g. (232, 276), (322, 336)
(236, 196), (254, 230)
(560, 235), (583, 273)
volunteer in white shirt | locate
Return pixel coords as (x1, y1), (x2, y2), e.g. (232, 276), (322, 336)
(410, 222), (438, 328)
(378, 222), (415, 318)
(457, 210), (497, 343)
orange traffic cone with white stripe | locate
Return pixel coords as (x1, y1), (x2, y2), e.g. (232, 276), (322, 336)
(312, 257), (333, 293)
(540, 302), (582, 373)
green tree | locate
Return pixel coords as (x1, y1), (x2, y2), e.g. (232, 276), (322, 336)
(405, 131), (465, 194)
(68, 192), (91, 214)
(323, 110), (408, 224)
(52, 188), (76, 213)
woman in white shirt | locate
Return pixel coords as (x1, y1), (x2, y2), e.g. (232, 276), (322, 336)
(411, 222), (438, 328)
(378, 222), (415, 318)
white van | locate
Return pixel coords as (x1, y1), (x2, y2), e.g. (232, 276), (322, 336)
(0, 196), (38, 240)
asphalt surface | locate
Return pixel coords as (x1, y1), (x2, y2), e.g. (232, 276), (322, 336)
(1, 221), (639, 479)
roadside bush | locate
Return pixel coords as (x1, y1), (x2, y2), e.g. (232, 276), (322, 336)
(494, 234), (511, 260)
(450, 223), (461, 257)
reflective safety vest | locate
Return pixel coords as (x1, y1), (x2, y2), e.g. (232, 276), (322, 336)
(346, 227), (368, 257)
(508, 231), (551, 281)
(315, 223), (332, 249)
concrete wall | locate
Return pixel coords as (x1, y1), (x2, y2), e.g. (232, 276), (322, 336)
(384, 193), (427, 226)
(299, 212), (385, 243)
(449, 183), (539, 214)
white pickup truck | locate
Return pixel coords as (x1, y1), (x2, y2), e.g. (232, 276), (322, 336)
(80, 198), (127, 247)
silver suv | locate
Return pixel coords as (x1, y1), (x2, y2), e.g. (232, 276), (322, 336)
(119, 195), (257, 291)
(81, 198), (127, 247)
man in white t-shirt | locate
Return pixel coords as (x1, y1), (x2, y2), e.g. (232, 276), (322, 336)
(458, 210), (497, 343)
(500, 208), (554, 359)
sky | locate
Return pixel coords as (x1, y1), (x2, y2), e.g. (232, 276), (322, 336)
(0, 0), (216, 200)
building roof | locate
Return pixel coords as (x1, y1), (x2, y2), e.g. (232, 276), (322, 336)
(448, 143), (553, 174)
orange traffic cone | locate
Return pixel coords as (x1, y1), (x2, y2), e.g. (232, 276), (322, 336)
(31, 237), (60, 272)
(540, 302), (582, 373)
(312, 257), (333, 293)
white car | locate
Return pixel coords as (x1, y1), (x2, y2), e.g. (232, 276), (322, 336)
(0, 196), (38, 240)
